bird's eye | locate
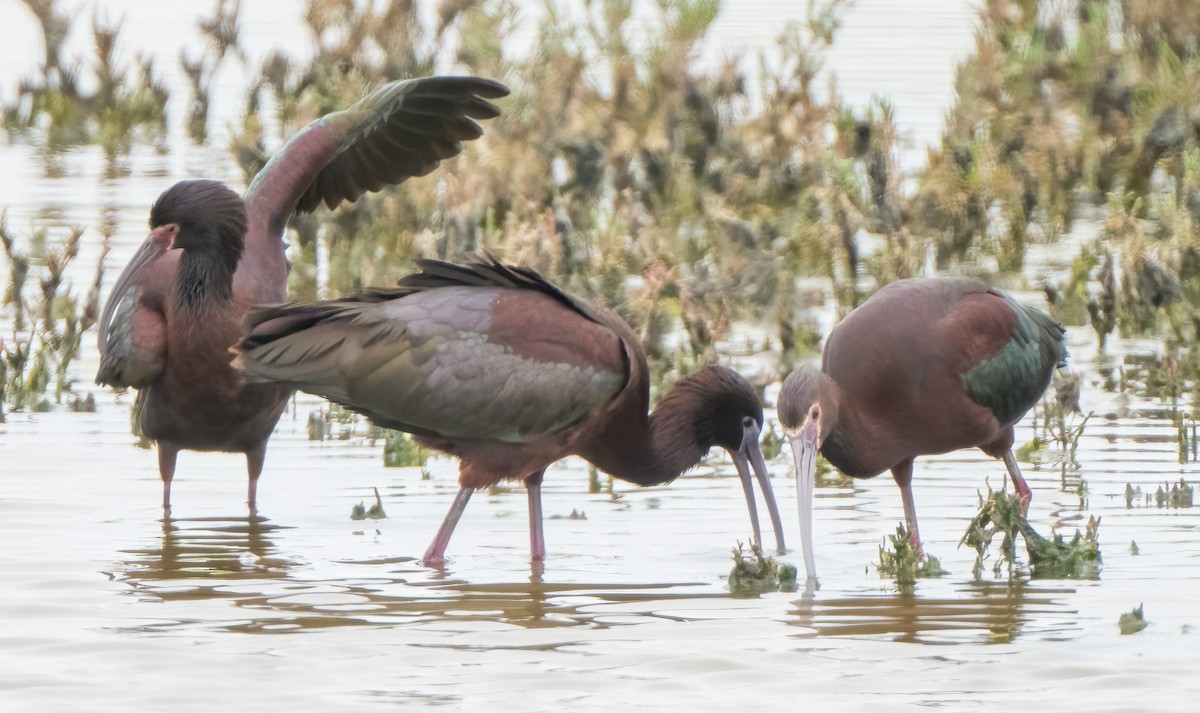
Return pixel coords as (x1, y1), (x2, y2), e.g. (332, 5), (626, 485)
(810, 406), (820, 420)
(741, 416), (755, 428)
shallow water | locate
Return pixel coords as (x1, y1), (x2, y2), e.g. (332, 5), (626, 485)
(3, 2), (1200, 711)
(3, 381), (1199, 711)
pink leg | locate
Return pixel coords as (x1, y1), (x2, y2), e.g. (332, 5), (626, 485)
(526, 470), (546, 561)
(423, 487), (473, 565)
(891, 458), (924, 558)
(158, 443), (179, 515)
(245, 442), (267, 515)
(1002, 450), (1032, 515)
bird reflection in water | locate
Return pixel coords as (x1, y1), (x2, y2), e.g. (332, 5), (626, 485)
(787, 579), (1080, 645)
(117, 514), (294, 587)
(111, 515), (703, 634)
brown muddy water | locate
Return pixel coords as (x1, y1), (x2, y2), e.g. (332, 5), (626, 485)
(3, 2), (1200, 711)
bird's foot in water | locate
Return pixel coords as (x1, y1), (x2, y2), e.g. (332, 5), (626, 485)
(421, 546), (447, 569)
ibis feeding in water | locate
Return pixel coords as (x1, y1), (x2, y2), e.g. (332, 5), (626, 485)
(235, 255), (785, 564)
(95, 76), (508, 513)
(779, 277), (1067, 580)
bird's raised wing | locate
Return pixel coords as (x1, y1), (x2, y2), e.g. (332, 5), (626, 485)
(236, 285), (626, 443)
(95, 234), (173, 388)
(242, 76), (509, 235)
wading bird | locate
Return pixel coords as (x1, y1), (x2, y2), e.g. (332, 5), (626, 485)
(236, 256), (785, 564)
(779, 277), (1067, 579)
(95, 76), (508, 513)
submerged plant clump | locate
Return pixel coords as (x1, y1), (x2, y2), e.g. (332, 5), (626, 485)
(728, 542), (798, 596)
(961, 489), (1102, 580)
(1155, 478), (1194, 508)
(1126, 478), (1196, 508)
(876, 524), (947, 583)
(1118, 604), (1148, 635)
(350, 487), (387, 521)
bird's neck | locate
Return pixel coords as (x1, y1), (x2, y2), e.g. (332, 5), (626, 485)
(817, 377), (884, 478)
(583, 390), (710, 488)
(175, 249), (237, 312)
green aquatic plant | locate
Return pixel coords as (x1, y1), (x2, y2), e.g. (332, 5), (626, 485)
(382, 430), (429, 468)
(1118, 604), (1148, 635)
(728, 541), (798, 596)
(181, 0), (245, 143)
(1177, 419), (1198, 463)
(1154, 478), (1194, 508)
(0, 210), (31, 331)
(961, 489), (1102, 580)
(4, 2), (169, 161)
(350, 487), (387, 521)
(1015, 435), (1047, 463)
(875, 524), (947, 583)
(0, 216), (95, 413)
(306, 410), (327, 441)
(1023, 515), (1102, 579)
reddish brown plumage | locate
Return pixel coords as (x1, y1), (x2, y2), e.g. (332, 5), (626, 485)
(97, 181), (288, 511)
(236, 255), (786, 564)
(97, 76), (509, 512)
(780, 276), (1067, 580)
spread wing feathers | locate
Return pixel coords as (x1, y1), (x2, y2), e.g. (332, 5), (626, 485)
(243, 76), (508, 224)
(237, 291), (624, 444)
(962, 291), (1068, 425)
(95, 236), (169, 388)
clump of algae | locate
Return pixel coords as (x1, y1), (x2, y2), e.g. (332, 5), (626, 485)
(350, 487), (387, 521)
(728, 542), (798, 596)
(960, 489), (1101, 579)
(876, 524), (947, 583)
(1118, 604), (1148, 635)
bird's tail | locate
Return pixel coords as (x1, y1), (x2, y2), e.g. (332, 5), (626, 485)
(1024, 304), (1069, 370)
(233, 302), (360, 389)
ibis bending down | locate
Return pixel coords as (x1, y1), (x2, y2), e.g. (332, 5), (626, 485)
(779, 277), (1067, 579)
(95, 76), (508, 513)
(236, 256), (785, 564)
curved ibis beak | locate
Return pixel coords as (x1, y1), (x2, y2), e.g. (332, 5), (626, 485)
(789, 415), (820, 582)
(731, 419), (786, 555)
(96, 229), (172, 353)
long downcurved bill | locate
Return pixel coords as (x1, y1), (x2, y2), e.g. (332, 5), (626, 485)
(789, 419), (819, 581)
(731, 420), (786, 555)
(97, 228), (173, 353)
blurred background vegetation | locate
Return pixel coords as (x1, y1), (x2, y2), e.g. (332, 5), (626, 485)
(5, 0), (1200, 412)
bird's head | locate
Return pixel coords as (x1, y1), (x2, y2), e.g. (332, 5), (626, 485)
(659, 365), (785, 554)
(148, 179), (247, 272)
(778, 365), (838, 445)
(664, 364), (763, 455)
(778, 365), (839, 583)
